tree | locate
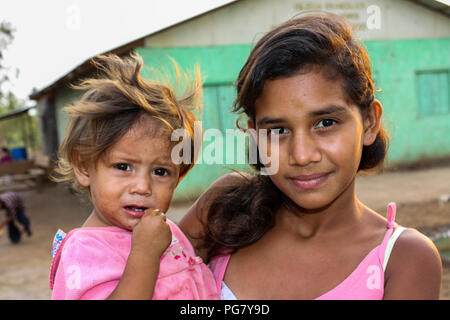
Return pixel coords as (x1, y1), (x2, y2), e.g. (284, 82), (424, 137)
(0, 20), (40, 153)
(0, 21), (15, 89)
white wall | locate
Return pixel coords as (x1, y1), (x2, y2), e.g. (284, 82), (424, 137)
(144, 0), (450, 47)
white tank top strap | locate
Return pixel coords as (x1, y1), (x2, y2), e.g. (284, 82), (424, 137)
(382, 226), (406, 271)
(221, 281), (238, 300)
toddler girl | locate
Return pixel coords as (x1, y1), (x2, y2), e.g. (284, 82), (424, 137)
(49, 54), (217, 300)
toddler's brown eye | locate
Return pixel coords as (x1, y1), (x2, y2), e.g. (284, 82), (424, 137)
(114, 163), (131, 171)
(153, 168), (169, 176)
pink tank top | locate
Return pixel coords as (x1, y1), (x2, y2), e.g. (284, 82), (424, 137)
(209, 202), (403, 300)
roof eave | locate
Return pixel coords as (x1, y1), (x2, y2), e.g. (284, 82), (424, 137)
(0, 106), (36, 122)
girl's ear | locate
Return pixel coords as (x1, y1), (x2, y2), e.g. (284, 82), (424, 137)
(73, 163), (91, 187)
(363, 99), (383, 146)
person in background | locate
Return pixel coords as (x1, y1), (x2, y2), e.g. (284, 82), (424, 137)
(0, 191), (32, 243)
(0, 147), (13, 163)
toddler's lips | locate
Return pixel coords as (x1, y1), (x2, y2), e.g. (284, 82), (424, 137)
(124, 206), (148, 218)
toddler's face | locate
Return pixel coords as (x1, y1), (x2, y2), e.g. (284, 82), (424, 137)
(77, 117), (180, 230)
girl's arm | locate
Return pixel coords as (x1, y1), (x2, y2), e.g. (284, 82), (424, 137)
(383, 228), (442, 299)
(178, 172), (250, 261)
(107, 210), (171, 300)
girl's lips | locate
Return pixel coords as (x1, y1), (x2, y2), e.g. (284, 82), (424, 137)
(289, 172), (331, 190)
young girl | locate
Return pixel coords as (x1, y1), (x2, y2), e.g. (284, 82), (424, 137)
(179, 13), (442, 299)
(49, 54), (218, 300)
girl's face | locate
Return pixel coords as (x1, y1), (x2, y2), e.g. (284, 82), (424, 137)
(75, 116), (180, 230)
(251, 69), (380, 210)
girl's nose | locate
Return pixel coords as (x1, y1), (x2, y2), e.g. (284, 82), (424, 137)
(129, 174), (152, 196)
(288, 132), (322, 166)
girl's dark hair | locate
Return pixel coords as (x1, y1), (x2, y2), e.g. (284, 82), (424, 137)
(202, 12), (389, 261)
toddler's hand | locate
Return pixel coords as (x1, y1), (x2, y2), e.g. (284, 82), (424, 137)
(131, 208), (172, 258)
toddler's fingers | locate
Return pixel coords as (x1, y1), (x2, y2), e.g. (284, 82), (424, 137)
(145, 208), (167, 221)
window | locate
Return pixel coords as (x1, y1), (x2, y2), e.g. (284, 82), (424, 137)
(416, 70), (449, 117)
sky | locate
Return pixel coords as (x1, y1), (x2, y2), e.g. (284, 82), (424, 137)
(0, 0), (235, 104)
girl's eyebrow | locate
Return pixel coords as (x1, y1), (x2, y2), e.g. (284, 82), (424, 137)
(257, 117), (286, 126)
(309, 105), (348, 116)
(256, 105), (348, 126)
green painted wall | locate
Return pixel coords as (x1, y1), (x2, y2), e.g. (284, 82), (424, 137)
(54, 86), (83, 145)
(51, 39), (449, 201)
(136, 39), (450, 200)
(365, 38), (450, 165)
(136, 45), (253, 201)
(136, 45), (252, 86)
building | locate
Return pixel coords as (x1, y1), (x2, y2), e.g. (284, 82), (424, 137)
(30, 0), (450, 201)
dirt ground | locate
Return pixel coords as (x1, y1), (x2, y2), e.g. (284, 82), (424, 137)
(0, 165), (449, 300)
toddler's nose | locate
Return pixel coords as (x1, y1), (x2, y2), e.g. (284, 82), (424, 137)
(130, 175), (152, 196)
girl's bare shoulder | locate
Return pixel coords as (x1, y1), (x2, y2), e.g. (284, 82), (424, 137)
(384, 227), (442, 299)
(177, 172), (253, 257)
(364, 205), (441, 274)
(361, 204), (442, 298)
(388, 227), (442, 271)
(193, 171), (253, 211)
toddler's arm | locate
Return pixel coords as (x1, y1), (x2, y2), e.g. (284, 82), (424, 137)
(107, 209), (171, 300)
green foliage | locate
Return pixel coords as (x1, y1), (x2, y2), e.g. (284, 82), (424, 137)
(0, 92), (41, 150)
(0, 20), (41, 154)
(0, 21), (15, 86)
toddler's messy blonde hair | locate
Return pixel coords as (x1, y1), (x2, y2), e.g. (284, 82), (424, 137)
(52, 53), (202, 194)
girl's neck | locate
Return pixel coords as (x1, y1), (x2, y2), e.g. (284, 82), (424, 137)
(277, 179), (363, 239)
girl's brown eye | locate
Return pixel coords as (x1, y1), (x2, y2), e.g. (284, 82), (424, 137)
(317, 119), (337, 128)
(267, 127), (289, 135)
